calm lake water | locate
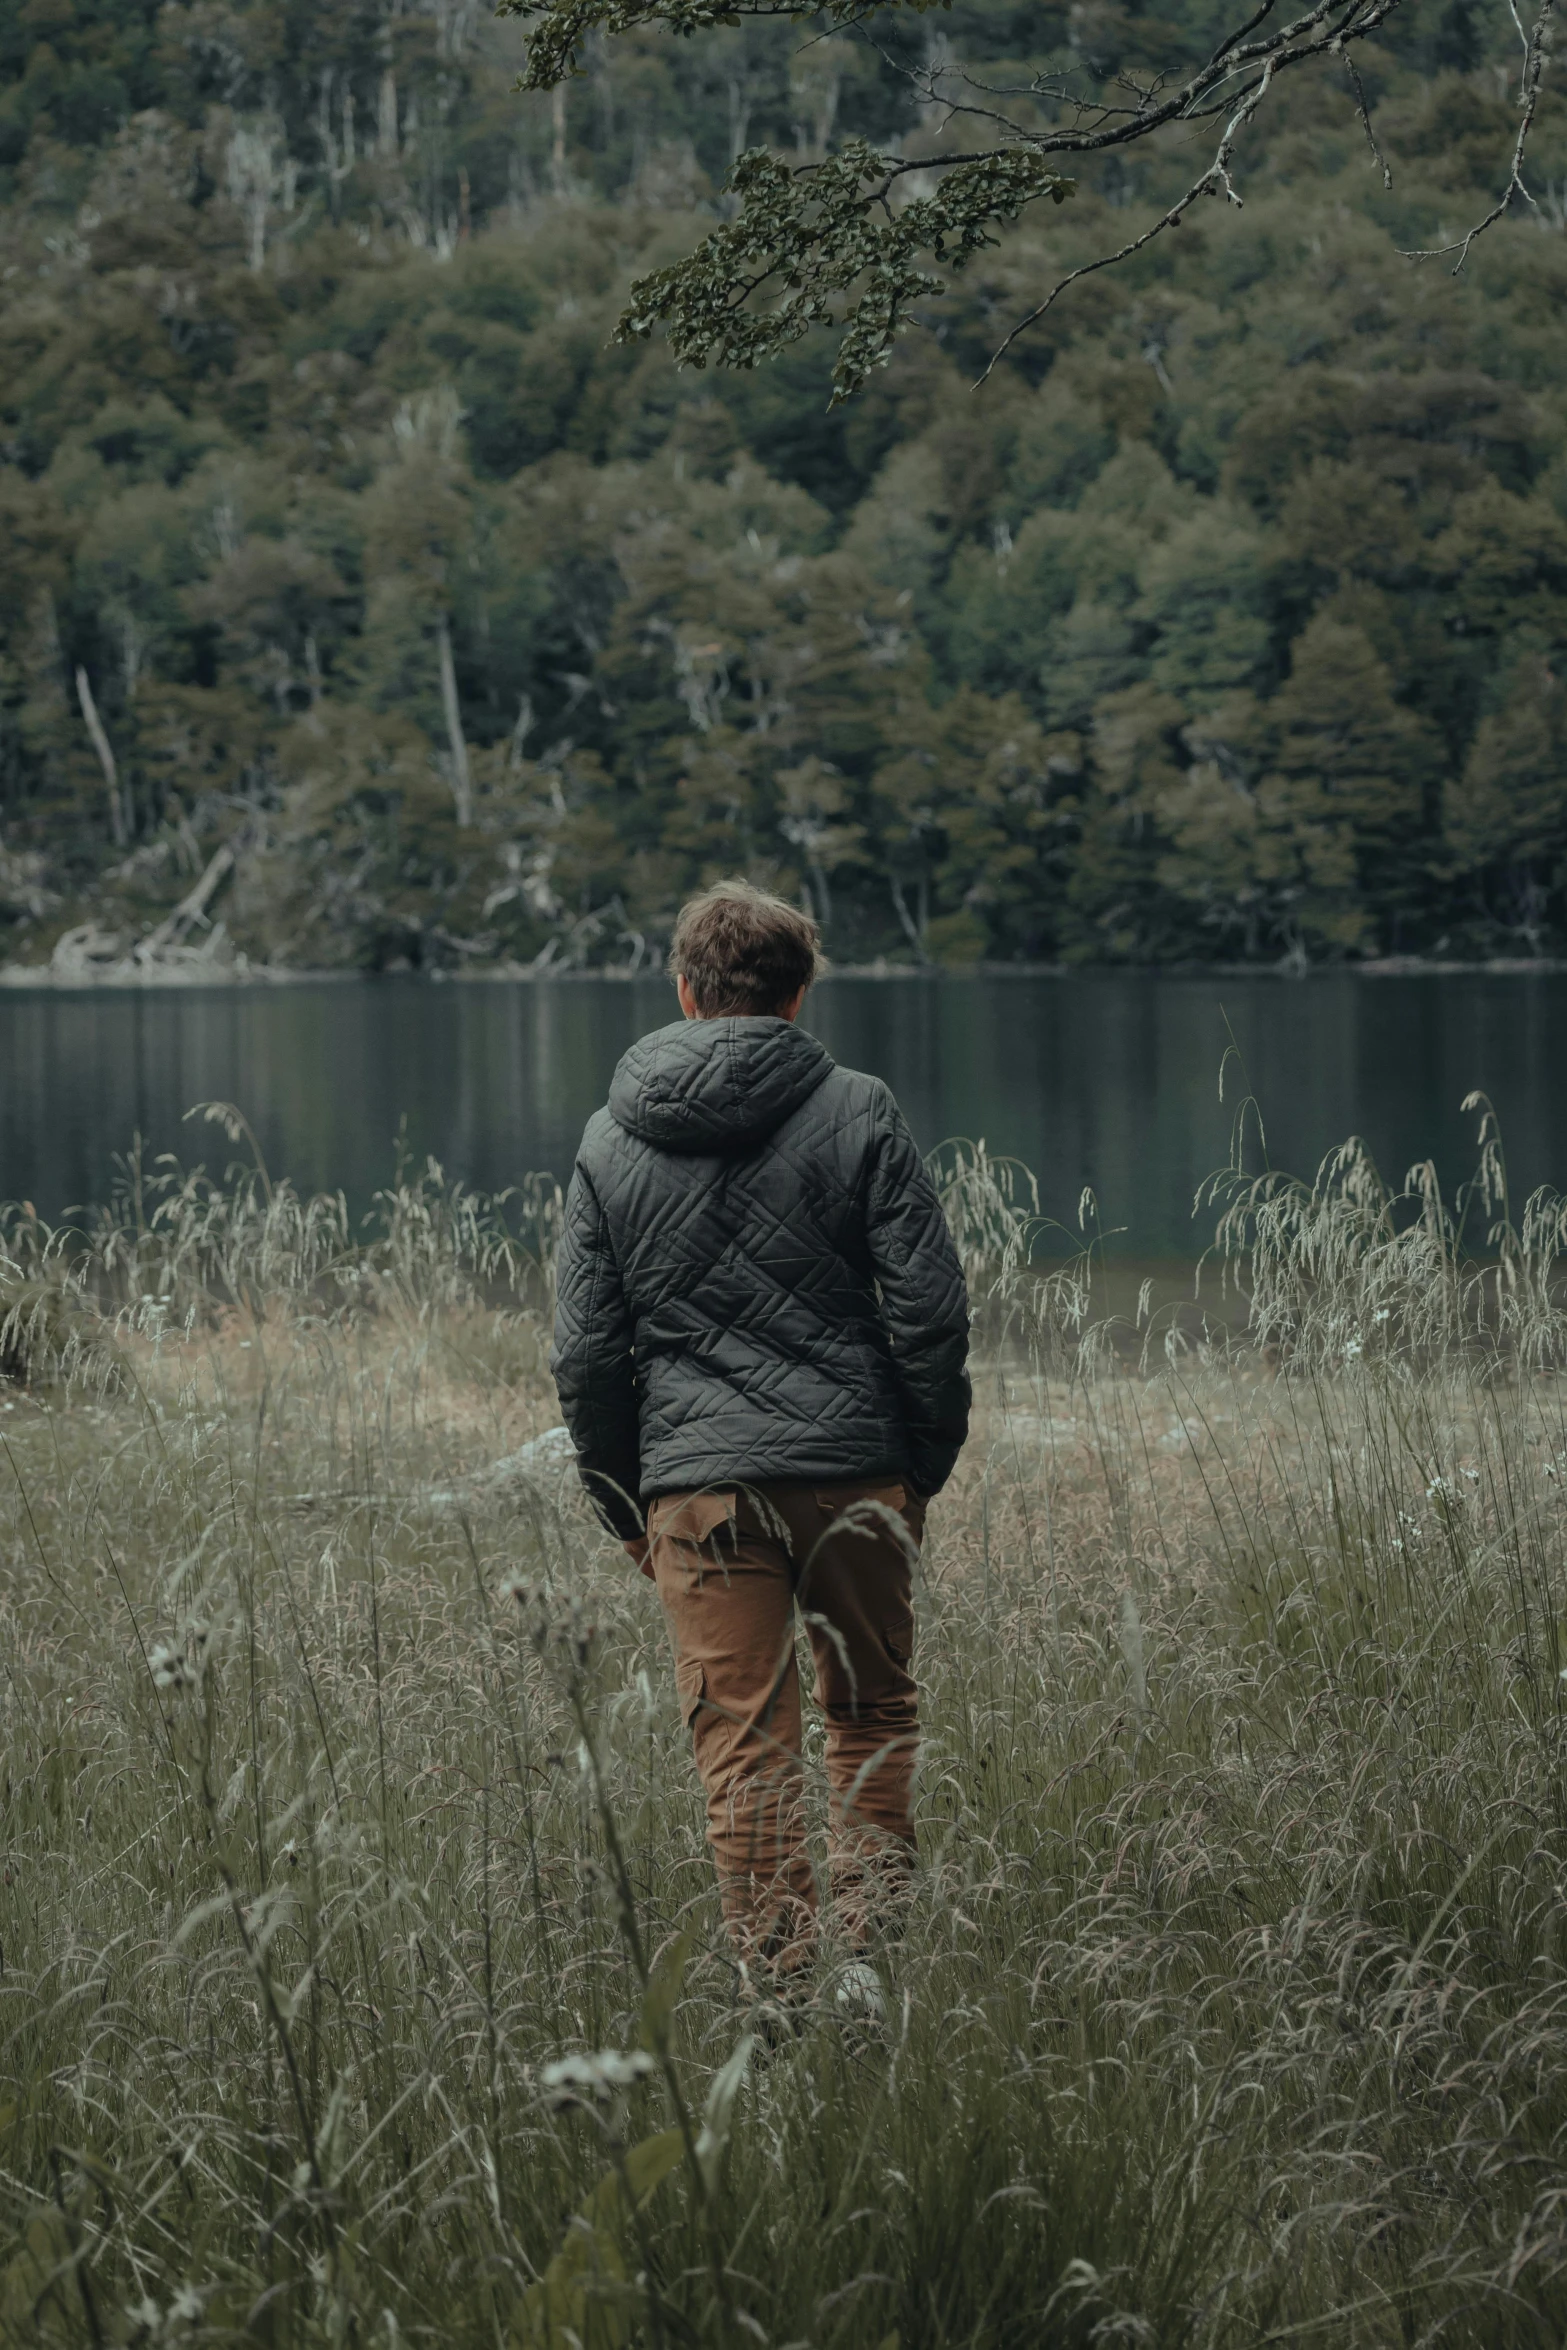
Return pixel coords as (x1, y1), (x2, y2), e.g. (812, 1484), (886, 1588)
(1, 972), (1565, 1256)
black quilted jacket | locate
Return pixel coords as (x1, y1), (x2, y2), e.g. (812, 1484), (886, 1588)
(550, 1015), (971, 1538)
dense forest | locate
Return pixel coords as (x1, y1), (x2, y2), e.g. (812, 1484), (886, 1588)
(0, 0), (1564, 974)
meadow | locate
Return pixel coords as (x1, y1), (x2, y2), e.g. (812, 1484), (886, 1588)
(3, 1106), (1567, 2345)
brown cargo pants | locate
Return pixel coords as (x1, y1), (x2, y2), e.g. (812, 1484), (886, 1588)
(646, 1477), (924, 1978)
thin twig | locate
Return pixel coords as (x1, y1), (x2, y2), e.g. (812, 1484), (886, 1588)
(1344, 52), (1392, 187)
(976, 58), (1276, 384)
(1400, 0), (1552, 270)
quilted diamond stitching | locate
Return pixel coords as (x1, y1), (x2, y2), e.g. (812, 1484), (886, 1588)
(551, 1024), (970, 1533)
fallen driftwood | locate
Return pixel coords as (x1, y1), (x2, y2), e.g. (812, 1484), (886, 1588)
(14, 919), (248, 986)
(0, 828), (258, 987)
(0, 822), (263, 986)
(140, 840), (239, 954)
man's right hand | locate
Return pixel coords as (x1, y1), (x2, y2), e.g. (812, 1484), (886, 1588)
(623, 1536), (653, 1579)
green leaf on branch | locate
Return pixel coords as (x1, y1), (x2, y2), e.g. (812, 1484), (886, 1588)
(615, 140), (1073, 405)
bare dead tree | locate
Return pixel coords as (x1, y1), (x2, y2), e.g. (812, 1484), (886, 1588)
(75, 666), (128, 848)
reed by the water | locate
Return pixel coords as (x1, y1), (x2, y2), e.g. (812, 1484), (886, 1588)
(4, 1101), (1567, 2346)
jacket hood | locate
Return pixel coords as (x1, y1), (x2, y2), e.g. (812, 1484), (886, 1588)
(608, 1018), (834, 1153)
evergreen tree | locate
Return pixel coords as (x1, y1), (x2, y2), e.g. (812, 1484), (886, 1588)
(1255, 615), (1432, 953)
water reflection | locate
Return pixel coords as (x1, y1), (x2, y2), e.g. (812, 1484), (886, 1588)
(0, 972), (1564, 1254)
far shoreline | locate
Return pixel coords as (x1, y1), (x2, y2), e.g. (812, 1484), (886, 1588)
(2, 953), (1566, 994)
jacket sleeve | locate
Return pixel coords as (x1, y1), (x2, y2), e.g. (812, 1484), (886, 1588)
(549, 1156), (645, 1539)
(863, 1091), (971, 1498)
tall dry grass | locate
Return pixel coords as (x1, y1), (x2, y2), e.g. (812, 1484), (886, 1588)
(2, 1103), (1567, 2345)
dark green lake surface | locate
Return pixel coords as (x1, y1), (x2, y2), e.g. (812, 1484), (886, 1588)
(1, 972), (1564, 1255)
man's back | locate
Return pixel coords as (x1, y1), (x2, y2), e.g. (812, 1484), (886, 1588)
(552, 1013), (970, 1529)
(550, 878), (969, 2003)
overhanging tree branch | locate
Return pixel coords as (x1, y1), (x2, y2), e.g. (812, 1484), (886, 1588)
(1400, 0), (1554, 269)
(975, 56), (1278, 384)
(503, 0), (1557, 393)
(616, 140), (1073, 403)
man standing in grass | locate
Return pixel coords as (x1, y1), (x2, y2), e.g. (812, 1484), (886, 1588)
(551, 880), (971, 2016)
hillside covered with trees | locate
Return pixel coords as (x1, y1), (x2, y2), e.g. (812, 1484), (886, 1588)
(0, 0), (1564, 974)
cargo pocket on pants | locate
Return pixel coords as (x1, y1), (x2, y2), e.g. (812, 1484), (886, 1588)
(884, 1621), (914, 1670)
(650, 1491), (736, 1555)
(675, 1655), (706, 1727)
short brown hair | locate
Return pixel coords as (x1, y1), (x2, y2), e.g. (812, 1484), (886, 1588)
(668, 880), (824, 1016)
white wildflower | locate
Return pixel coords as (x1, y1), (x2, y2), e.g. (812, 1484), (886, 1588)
(539, 2048), (656, 2109)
